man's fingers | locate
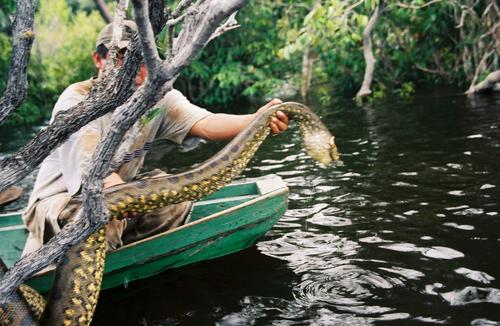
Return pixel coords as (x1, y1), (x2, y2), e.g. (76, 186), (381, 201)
(270, 121), (280, 134)
(275, 119), (288, 132)
(276, 111), (289, 124)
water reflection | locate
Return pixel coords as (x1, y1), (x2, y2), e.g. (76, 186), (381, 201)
(2, 93), (500, 324)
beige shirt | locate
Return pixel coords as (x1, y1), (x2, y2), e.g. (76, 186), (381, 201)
(22, 79), (211, 254)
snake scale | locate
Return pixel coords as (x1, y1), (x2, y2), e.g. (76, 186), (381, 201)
(0, 102), (340, 325)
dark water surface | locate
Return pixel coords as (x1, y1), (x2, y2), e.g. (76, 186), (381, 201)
(2, 92), (500, 325)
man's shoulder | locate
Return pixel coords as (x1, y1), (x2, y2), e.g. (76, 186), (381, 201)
(50, 79), (95, 121)
(64, 79), (94, 97)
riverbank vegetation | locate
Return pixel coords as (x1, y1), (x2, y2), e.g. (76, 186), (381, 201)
(0, 0), (498, 125)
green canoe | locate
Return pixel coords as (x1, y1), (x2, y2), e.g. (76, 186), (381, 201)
(0, 175), (288, 294)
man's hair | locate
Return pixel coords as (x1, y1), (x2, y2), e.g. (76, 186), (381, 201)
(96, 44), (108, 59)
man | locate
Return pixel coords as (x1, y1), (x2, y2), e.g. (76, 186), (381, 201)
(22, 20), (289, 254)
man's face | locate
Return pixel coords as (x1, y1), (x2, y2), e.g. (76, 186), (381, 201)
(92, 48), (148, 86)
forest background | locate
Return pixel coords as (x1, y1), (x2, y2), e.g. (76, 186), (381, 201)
(0, 0), (498, 126)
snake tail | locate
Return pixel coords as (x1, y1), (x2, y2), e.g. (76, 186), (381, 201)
(0, 259), (43, 326)
(41, 228), (107, 326)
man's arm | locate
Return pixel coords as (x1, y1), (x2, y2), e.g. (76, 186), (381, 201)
(190, 99), (289, 141)
(104, 100), (288, 187)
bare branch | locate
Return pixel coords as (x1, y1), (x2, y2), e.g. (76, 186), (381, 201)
(466, 69), (500, 94)
(168, 24), (175, 55)
(208, 11), (240, 42)
(94, 0), (113, 23)
(415, 63), (447, 76)
(0, 39), (144, 193)
(343, 0), (365, 16)
(0, 0), (37, 125)
(394, 0), (443, 10)
(173, 0), (197, 17)
(131, 0), (161, 74)
(468, 49), (495, 89)
(0, 0), (249, 303)
(107, 0), (129, 67)
(166, 12), (188, 27)
(355, 0), (385, 99)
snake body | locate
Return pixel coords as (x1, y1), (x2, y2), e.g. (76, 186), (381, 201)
(105, 102), (339, 217)
(1, 102), (339, 325)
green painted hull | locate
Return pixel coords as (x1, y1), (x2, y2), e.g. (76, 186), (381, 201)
(0, 175), (288, 294)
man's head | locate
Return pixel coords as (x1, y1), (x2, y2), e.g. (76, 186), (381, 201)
(92, 20), (148, 86)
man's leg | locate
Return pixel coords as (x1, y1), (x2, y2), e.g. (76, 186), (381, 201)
(57, 197), (126, 250)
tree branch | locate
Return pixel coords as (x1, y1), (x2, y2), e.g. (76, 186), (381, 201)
(468, 48), (495, 89)
(355, 0), (385, 99)
(106, 0), (129, 70)
(0, 0), (249, 303)
(0, 0), (37, 125)
(465, 69), (500, 94)
(208, 11), (240, 42)
(94, 0), (113, 23)
(0, 0), (171, 194)
(394, 0), (443, 10)
(173, 0), (198, 17)
(0, 36), (143, 193)
(131, 0), (161, 74)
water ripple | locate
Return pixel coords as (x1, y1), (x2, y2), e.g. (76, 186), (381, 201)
(307, 207), (352, 227)
(292, 264), (402, 314)
(455, 268), (495, 284)
(380, 243), (465, 259)
(441, 287), (500, 306)
(259, 231), (359, 267)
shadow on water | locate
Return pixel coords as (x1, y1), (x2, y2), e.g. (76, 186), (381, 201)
(92, 247), (296, 325)
(1, 92), (500, 325)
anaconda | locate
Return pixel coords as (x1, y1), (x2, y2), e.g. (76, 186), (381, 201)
(0, 102), (340, 326)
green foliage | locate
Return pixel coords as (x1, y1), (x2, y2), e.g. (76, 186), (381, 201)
(0, 0), (104, 125)
(173, 1), (293, 109)
(35, 0), (104, 92)
(394, 82), (415, 98)
(1, 0), (497, 126)
(0, 0), (15, 33)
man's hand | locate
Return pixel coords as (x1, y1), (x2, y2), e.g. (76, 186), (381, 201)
(256, 98), (289, 135)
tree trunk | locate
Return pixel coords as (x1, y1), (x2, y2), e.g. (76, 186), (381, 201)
(0, 0), (37, 125)
(355, 0), (385, 99)
(465, 70), (500, 94)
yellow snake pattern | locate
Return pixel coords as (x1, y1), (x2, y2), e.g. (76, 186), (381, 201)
(1, 102), (340, 326)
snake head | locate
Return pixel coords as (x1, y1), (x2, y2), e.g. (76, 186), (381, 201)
(329, 136), (341, 162)
(304, 132), (340, 166)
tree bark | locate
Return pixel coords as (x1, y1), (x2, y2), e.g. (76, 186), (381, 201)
(465, 69), (500, 94)
(355, 0), (385, 99)
(0, 41), (142, 193)
(0, 0), (248, 304)
(0, 0), (37, 125)
(0, 0), (170, 194)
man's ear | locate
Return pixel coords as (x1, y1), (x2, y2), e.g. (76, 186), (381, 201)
(92, 51), (105, 70)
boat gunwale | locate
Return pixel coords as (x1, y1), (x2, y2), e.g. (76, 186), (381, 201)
(27, 182), (289, 278)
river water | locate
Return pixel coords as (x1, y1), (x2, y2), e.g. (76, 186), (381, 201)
(1, 92), (499, 325)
